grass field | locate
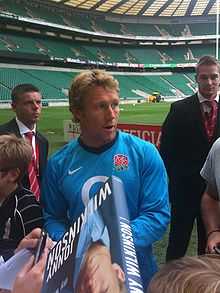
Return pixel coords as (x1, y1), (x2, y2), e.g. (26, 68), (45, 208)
(0, 102), (197, 265)
(0, 102), (171, 154)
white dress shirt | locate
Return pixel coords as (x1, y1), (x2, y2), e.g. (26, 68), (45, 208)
(198, 91), (219, 114)
(15, 118), (37, 159)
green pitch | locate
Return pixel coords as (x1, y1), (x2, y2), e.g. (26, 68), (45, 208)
(0, 101), (197, 265)
(0, 102), (171, 154)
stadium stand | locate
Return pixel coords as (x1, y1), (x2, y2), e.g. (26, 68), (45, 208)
(0, 0), (218, 104)
(0, 68), (65, 99)
(3, 31), (217, 66)
(0, 66), (195, 102)
(0, 0), (218, 37)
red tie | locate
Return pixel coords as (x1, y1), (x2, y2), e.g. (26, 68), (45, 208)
(203, 100), (218, 142)
(25, 132), (40, 201)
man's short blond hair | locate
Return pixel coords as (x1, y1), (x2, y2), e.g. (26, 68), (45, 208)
(69, 69), (119, 113)
(148, 254), (220, 293)
(0, 134), (32, 182)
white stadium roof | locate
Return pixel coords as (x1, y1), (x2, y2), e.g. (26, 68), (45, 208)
(47, 0), (219, 17)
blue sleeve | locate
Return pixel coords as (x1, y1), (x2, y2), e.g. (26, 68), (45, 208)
(131, 143), (170, 248)
(41, 157), (69, 241)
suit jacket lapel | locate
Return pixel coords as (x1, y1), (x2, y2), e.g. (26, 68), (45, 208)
(213, 99), (220, 140)
(36, 132), (44, 177)
(190, 94), (208, 142)
(10, 118), (22, 137)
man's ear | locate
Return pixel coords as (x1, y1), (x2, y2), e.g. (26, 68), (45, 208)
(11, 102), (16, 113)
(72, 108), (82, 123)
(112, 263), (125, 283)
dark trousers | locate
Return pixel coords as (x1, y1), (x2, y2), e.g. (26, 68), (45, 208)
(166, 174), (206, 262)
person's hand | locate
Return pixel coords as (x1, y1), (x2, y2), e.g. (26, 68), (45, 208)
(206, 231), (220, 253)
(15, 228), (53, 253)
(12, 248), (49, 293)
(76, 243), (124, 293)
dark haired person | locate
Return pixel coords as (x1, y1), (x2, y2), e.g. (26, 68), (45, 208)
(0, 84), (48, 200)
(160, 55), (220, 261)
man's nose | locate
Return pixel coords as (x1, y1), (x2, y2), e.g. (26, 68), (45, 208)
(107, 105), (116, 118)
(33, 102), (40, 109)
(207, 77), (213, 85)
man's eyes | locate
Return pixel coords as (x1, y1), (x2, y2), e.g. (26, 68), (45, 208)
(24, 100), (41, 105)
(200, 75), (219, 80)
(98, 103), (119, 110)
(112, 103), (119, 109)
(211, 75), (219, 80)
(99, 103), (107, 109)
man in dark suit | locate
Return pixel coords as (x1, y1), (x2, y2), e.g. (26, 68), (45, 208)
(0, 84), (48, 200)
(160, 55), (220, 261)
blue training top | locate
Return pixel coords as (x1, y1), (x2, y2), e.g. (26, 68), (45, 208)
(42, 131), (170, 290)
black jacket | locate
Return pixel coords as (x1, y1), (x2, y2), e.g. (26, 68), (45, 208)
(160, 94), (220, 179)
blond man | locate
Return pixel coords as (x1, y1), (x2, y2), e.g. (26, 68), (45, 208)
(42, 70), (170, 290)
